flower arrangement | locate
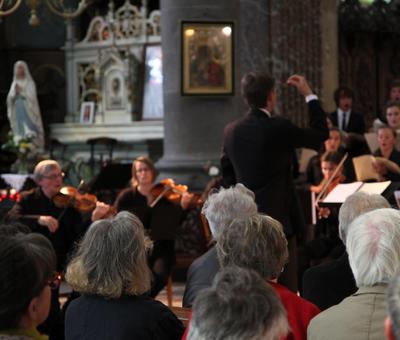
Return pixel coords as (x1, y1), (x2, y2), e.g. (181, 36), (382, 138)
(2, 132), (36, 173)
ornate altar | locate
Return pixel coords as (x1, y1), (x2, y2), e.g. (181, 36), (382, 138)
(49, 0), (163, 161)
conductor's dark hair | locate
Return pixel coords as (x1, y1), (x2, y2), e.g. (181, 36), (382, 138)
(241, 72), (275, 109)
(334, 86), (354, 106)
(0, 233), (56, 329)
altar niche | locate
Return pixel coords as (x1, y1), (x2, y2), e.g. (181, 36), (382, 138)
(63, 0), (162, 124)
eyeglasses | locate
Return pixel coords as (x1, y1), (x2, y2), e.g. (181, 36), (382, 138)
(47, 272), (62, 290)
(42, 172), (65, 181)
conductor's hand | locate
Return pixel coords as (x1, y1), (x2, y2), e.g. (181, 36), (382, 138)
(287, 75), (313, 97)
(38, 215), (59, 233)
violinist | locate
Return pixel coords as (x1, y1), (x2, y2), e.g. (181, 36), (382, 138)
(114, 156), (193, 297)
(306, 127), (355, 185)
(7, 160), (109, 271)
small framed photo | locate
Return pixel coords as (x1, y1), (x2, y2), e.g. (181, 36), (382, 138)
(181, 21), (234, 96)
(80, 102), (95, 124)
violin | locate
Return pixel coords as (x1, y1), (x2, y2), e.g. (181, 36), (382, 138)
(149, 178), (203, 208)
(53, 186), (116, 217)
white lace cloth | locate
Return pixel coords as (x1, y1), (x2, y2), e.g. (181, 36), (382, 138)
(1, 174), (32, 192)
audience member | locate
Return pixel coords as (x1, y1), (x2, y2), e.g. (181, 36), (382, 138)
(216, 214), (319, 340)
(187, 267), (289, 340)
(0, 233), (56, 340)
(302, 192), (390, 310)
(386, 271), (400, 340)
(64, 211), (184, 340)
(308, 208), (400, 340)
(182, 183), (257, 308)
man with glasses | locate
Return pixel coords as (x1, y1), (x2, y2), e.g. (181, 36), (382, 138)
(8, 160), (109, 271)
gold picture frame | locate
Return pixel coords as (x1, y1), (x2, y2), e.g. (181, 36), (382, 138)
(181, 21), (234, 95)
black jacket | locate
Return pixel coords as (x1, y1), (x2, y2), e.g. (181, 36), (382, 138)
(330, 110), (365, 135)
(65, 294), (184, 340)
(182, 246), (219, 308)
(221, 100), (328, 236)
(302, 252), (357, 311)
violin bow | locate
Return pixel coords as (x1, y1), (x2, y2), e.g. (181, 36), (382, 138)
(149, 185), (171, 208)
(315, 152), (348, 208)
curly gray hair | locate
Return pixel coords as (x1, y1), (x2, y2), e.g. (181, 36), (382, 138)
(202, 183), (257, 239)
(66, 211), (152, 298)
(217, 214), (288, 280)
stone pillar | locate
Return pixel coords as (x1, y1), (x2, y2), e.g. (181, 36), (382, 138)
(157, 0), (241, 189)
(320, 0), (339, 112)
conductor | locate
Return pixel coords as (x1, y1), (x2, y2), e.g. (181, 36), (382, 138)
(221, 73), (329, 291)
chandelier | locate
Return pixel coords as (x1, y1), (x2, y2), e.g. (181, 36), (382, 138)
(0, 0), (91, 26)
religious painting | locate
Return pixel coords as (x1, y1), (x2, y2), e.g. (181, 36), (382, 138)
(105, 69), (125, 111)
(142, 44), (164, 119)
(80, 102), (95, 124)
(181, 21), (234, 95)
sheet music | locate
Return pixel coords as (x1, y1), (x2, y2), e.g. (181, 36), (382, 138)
(358, 181), (391, 195)
(323, 182), (364, 204)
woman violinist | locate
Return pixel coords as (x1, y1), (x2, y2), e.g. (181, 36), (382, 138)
(114, 156), (193, 297)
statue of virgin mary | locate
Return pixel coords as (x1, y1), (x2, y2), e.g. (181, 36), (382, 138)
(6, 60), (44, 151)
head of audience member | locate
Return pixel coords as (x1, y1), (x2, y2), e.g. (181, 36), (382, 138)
(334, 86), (354, 112)
(320, 151), (343, 182)
(241, 72), (276, 112)
(66, 211), (152, 298)
(201, 183), (258, 240)
(131, 156), (157, 187)
(338, 192), (390, 245)
(0, 222), (30, 236)
(385, 101), (400, 129)
(188, 267), (289, 340)
(386, 272), (400, 340)
(390, 79), (400, 101)
(346, 208), (400, 288)
(377, 126), (397, 155)
(0, 233), (56, 331)
(217, 214), (288, 281)
(33, 160), (64, 199)
(324, 128), (341, 153)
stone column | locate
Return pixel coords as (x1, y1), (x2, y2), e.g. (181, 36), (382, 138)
(157, 0), (242, 189)
(320, 0), (339, 112)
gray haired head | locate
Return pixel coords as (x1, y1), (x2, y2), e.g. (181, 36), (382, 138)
(66, 211), (152, 298)
(346, 208), (400, 287)
(33, 159), (60, 182)
(201, 183), (257, 239)
(338, 192), (390, 244)
(188, 266), (289, 340)
(217, 214), (288, 280)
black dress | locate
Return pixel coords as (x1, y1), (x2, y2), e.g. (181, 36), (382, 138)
(114, 186), (184, 296)
(65, 294), (184, 340)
